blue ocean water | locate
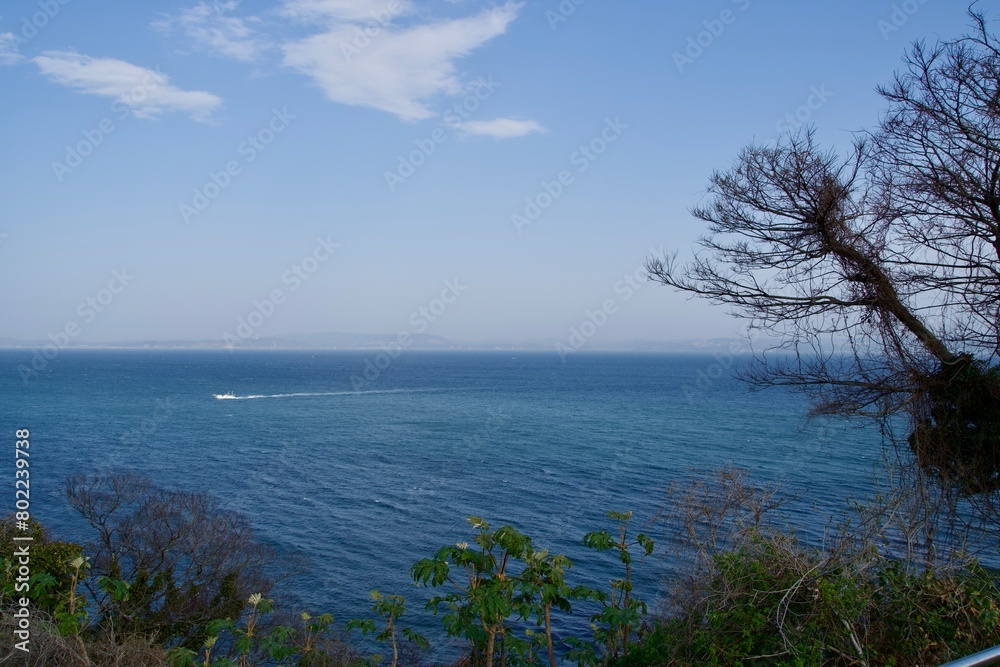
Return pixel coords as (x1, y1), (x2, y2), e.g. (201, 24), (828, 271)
(0, 349), (884, 655)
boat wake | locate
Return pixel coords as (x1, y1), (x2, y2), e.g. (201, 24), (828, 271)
(213, 388), (447, 401)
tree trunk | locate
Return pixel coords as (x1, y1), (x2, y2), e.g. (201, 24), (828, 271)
(390, 622), (398, 667)
(819, 214), (959, 366)
(485, 629), (495, 667)
(544, 603), (556, 667)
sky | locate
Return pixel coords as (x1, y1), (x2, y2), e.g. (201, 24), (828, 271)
(0, 0), (988, 346)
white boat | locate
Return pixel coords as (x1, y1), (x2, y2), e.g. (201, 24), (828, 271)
(213, 392), (237, 400)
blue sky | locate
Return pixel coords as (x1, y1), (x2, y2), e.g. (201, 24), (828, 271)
(0, 0), (986, 345)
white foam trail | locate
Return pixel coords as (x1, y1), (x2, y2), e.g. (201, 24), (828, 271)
(213, 388), (447, 401)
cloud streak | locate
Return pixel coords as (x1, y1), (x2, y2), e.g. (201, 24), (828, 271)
(33, 51), (223, 122)
(0, 32), (21, 65)
(458, 117), (546, 139)
(281, 0), (413, 22)
(153, 0), (269, 62)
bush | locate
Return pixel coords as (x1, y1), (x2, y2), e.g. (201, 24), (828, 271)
(867, 562), (1000, 665)
(165, 594), (368, 667)
(65, 472), (279, 649)
(617, 468), (1000, 667)
(910, 356), (1000, 495)
(619, 548), (1000, 666)
(0, 518), (85, 615)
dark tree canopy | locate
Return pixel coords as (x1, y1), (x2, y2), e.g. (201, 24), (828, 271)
(66, 471), (278, 648)
(649, 9), (1000, 498)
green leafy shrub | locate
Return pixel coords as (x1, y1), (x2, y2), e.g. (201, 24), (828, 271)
(0, 517), (85, 614)
(867, 561), (1000, 665)
(616, 534), (866, 666)
(411, 516), (617, 667)
(612, 466), (1000, 667)
(348, 590), (428, 667)
(577, 510), (654, 666)
(165, 594), (367, 667)
(411, 512), (655, 667)
(411, 516), (535, 666)
(619, 547), (1000, 667)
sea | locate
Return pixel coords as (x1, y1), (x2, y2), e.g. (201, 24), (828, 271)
(0, 349), (887, 657)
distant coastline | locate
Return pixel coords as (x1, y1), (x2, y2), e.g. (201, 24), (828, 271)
(0, 332), (768, 353)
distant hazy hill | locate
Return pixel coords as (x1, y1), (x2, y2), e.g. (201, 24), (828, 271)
(0, 333), (773, 352)
(277, 332), (454, 348)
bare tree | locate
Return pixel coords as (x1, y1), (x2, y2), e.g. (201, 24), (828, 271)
(66, 471), (278, 648)
(648, 8), (1000, 508)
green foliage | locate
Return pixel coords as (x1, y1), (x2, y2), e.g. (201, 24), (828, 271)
(411, 516), (534, 666)
(614, 535), (1000, 667)
(0, 519), (130, 665)
(866, 561), (1000, 665)
(910, 356), (1000, 494)
(0, 518), (85, 613)
(411, 515), (602, 667)
(109, 559), (251, 650)
(98, 573), (132, 603)
(519, 549), (584, 667)
(9, 474), (997, 667)
(410, 513), (655, 667)
(579, 510), (654, 666)
(348, 590), (427, 667)
(52, 555), (90, 640)
(164, 595), (363, 667)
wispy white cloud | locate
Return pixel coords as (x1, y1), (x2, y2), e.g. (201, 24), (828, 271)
(33, 51), (222, 122)
(282, 1), (522, 121)
(280, 0), (413, 23)
(457, 117), (545, 139)
(0, 32), (22, 65)
(153, 1), (269, 62)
